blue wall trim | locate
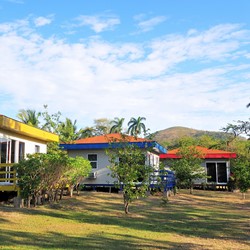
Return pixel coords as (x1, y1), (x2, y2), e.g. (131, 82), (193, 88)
(60, 141), (167, 153)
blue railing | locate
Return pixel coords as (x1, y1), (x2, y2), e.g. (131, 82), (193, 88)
(149, 170), (176, 191)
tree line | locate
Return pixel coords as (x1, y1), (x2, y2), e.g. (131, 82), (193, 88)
(221, 103), (250, 198)
(17, 105), (149, 142)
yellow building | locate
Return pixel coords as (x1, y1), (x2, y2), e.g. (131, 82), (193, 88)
(0, 115), (59, 194)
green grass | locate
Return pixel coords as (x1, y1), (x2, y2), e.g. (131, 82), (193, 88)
(0, 190), (249, 249)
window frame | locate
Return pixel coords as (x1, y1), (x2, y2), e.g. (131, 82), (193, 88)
(19, 141), (25, 161)
(35, 145), (40, 153)
(206, 161), (228, 184)
(88, 153), (98, 169)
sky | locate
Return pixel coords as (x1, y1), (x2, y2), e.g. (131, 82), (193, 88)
(0, 0), (250, 134)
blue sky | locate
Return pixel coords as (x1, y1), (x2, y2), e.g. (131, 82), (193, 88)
(0, 0), (250, 133)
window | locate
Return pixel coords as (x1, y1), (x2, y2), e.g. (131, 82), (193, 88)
(19, 142), (25, 161)
(11, 140), (16, 163)
(206, 162), (227, 183)
(207, 163), (216, 182)
(88, 154), (97, 169)
(0, 138), (8, 164)
(217, 163), (227, 183)
(35, 145), (40, 153)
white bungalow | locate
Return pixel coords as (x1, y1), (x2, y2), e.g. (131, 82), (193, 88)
(0, 115), (59, 194)
(160, 146), (237, 188)
(60, 133), (167, 190)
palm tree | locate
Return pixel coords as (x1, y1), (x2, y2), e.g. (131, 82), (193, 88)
(127, 117), (147, 137)
(110, 117), (125, 133)
(17, 109), (41, 128)
(79, 127), (96, 138)
(58, 118), (79, 142)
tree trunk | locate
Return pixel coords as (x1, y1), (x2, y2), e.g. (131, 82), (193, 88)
(242, 192), (246, 200)
(48, 191), (53, 203)
(27, 196), (31, 208)
(13, 196), (23, 208)
(173, 186), (177, 195)
(69, 186), (74, 197)
(123, 193), (129, 214)
(189, 181), (193, 194)
(33, 195), (37, 207)
(124, 201), (129, 214)
(41, 191), (46, 205)
(54, 189), (59, 202)
(37, 195), (42, 205)
(60, 188), (64, 200)
(76, 185), (80, 196)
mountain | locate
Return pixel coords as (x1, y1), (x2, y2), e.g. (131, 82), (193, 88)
(151, 126), (230, 145)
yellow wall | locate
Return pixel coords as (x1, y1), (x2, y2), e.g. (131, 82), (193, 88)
(0, 115), (59, 143)
(0, 115), (58, 194)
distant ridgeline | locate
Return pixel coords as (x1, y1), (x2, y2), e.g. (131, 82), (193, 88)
(151, 126), (237, 145)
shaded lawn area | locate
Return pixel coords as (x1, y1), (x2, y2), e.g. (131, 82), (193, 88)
(0, 190), (249, 250)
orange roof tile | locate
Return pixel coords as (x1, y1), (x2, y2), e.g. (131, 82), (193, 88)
(74, 133), (151, 144)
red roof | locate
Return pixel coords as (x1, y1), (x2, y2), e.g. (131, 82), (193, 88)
(160, 146), (236, 159)
(74, 133), (151, 144)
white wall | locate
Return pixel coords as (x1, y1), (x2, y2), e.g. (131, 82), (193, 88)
(67, 149), (114, 185)
(67, 149), (160, 186)
(0, 130), (47, 163)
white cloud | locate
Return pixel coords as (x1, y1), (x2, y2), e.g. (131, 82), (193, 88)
(0, 19), (31, 34)
(135, 16), (167, 33)
(34, 16), (53, 27)
(147, 24), (250, 68)
(0, 19), (249, 132)
(75, 14), (120, 33)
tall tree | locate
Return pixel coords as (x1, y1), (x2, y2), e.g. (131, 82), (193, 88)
(222, 104), (250, 140)
(107, 135), (153, 214)
(110, 117), (125, 133)
(168, 146), (207, 194)
(58, 118), (81, 143)
(93, 118), (111, 135)
(80, 127), (96, 138)
(127, 117), (147, 137)
(41, 105), (62, 134)
(222, 104), (250, 197)
(17, 109), (41, 128)
(222, 120), (250, 139)
(228, 139), (250, 198)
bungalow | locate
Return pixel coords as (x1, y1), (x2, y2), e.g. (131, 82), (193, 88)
(160, 146), (237, 188)
(60, 133), (167, 190)
(0, 115), (59, 194)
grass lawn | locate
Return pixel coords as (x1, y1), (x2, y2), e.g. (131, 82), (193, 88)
(0, 190), (249, 249)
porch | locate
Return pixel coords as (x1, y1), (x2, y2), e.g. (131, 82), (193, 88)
(0, 163), (20, 194)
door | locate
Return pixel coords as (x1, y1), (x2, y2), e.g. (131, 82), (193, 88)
(206, 162), (228, 184)
(217, 162), (227, 183)
(206, 163), (216, 182)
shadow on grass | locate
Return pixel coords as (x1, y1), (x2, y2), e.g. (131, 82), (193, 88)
(0, 217), (9, 223)
(0, 229), (203, 250)
(1, 191), (250, 248)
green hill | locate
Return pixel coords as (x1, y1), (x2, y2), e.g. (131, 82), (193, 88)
(152, 126), (230, 145)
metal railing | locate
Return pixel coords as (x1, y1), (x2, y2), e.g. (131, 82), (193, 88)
(0, 163), (19, 193)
